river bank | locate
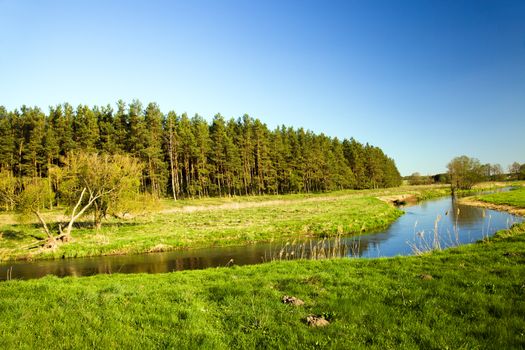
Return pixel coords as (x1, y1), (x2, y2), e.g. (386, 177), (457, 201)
(1, 221), (524, 348)
(459, 186), (525, 216)
(1, 185), (453, 262)
(0, 183), (516, 262)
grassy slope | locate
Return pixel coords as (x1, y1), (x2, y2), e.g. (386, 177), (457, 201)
(477, 187), (525, 208)
(1, 185), (455, 261)
(1, 223), (524, 349)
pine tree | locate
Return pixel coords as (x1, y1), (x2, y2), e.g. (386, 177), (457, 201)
(0, 107), (14, 172)
(210, 114), (228, 196)
(165, 111), (180, 200)
(3, 101), (403, 200)
(73, 105), (99, 152)
(191, 114), (211, 197)
(21, 106), (46, 179)
(239, 115), (255, 195)
(113, 100), (128, 153)
(96, 104), (117, 154)
(177, 113), (196, 197)
(225, 118), (243, 195)
(143, 102), (167, 196)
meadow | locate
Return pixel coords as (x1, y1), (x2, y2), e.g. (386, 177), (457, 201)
(0, 185), (453, 261)
(477, 186), (525, 208)
(1, 222), (524, 349)
(0, 184), (524, 349)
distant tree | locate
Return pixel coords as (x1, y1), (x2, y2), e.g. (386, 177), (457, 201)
(408, 172), (433, 185)
(432, 173), (449, 183)
(519, 164), (525, 181)
(447, 155), (483, 191)
(491, 164), (504, 181)
(509, 162), (521, 180)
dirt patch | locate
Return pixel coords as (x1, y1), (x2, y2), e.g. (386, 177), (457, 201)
(148, 244), (170, 253)
(458, 198), (525, 217)
(282, 295), (305, 306)
(377, 194), (417, 206)
(419, 274), (433, 280)
(305, 315), (330, 327)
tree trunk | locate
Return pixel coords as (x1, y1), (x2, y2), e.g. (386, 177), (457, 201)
(93, 201), (102, 230)
(169, 138), (177, 200)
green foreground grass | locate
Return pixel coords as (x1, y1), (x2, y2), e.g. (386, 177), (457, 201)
(1, 185), (456, 261)
(1, 222), (524, 349)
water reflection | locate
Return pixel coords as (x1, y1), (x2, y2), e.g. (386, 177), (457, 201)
(1, 195), (522, 281)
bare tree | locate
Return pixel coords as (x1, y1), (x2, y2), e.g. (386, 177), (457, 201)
(16, 178), (56, 246)
(509, 162), (521, 179)
(58, 152), (143, 235)
(16, 152), (143, 247)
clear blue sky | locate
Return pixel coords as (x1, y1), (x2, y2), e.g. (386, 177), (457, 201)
(1, 0), (524, 175)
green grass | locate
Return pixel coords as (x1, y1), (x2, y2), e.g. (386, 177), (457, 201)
(0, 193), (403, 261)
(1, 222), (524, 349)
(477, 186), (525, 208)
(0, 183), (505, 261)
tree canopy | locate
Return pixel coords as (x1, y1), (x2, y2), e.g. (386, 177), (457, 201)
(447, 155), (484, 191)
(0, 101), (403, 202)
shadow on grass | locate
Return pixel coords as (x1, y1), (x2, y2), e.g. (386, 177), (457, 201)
(5, 220), (141, 231)
(1, 229), (28, 241)
(1, 229), (47, 242)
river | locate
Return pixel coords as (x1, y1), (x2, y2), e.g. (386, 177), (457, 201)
(1, 193), (522, 281)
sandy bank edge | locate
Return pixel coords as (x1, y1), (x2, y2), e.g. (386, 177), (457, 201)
(458, 197), (525, 216)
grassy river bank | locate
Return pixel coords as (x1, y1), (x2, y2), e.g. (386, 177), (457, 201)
(0, 184), (524, 348)
(0, 222), (524, 349)
(0, 185), (455, 261)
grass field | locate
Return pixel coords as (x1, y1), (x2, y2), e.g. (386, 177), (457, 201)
(1, 195), (403, 261)
(477, 186), (525, 208)
(1, 222), (524, 349)
(1, 185), (457, 261)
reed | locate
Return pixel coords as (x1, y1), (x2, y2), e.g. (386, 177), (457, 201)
(267, 235), (357, 262)
(407, 207), (517, 255)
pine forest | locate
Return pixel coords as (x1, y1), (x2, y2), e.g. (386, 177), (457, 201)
(0, 100), (402, 203)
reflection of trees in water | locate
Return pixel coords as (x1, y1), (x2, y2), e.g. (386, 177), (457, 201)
(451, 199), (485, 226)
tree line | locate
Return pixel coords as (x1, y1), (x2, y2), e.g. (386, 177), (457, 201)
(0, 100), (402, 205)
(406, 158), (525, 188)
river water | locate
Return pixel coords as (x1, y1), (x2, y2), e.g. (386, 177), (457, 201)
(1, 193), (522, 281)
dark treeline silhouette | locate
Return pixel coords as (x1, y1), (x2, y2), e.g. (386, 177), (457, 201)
(0, 100), (402, 200)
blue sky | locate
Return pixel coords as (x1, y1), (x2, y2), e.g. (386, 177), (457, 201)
(1, 0), (524, 175)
